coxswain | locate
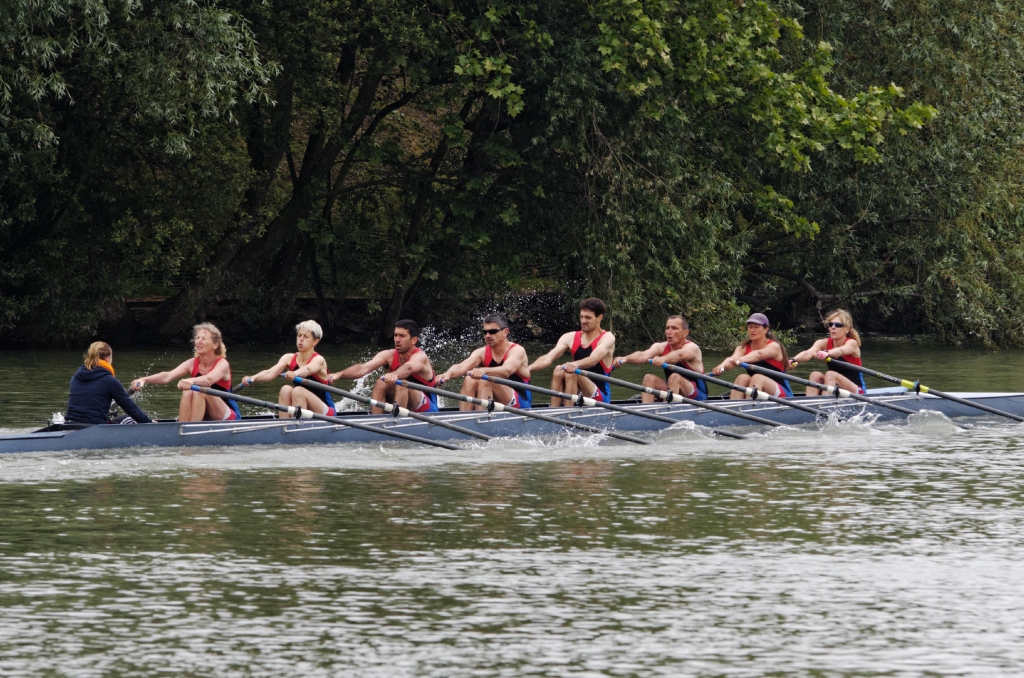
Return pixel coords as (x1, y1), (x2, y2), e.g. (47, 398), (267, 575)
(528, 298), (615, 407)
(712, 313), (793, 399)
(328, 319), (438, 414)
(790, 309), (867, 395)
(437, 313), (531, 411)
(613, 315), (707, 403)
(131, 323), (241, 422)
(241, 320), (336, 418)
(65, 342), (153, 425)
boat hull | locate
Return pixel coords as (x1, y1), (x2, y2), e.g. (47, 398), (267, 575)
(2, 389), (1023, 454)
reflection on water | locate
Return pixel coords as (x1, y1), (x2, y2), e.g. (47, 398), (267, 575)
(2, 422), (1024, 674)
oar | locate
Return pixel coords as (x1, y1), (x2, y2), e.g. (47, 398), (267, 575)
(655, 362), (824, 417)
(231, 381), (249, 393)
(740, 362), (917, 415)
(395, 379), (650, 445)
(287, 375), (490, 441)
(192, 385), (461, 450)
(823, 358), (1024, 423)
(482, 375), (746, 440)
(573, 369), (782, 428)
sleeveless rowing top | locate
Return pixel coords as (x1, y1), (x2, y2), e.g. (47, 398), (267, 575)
(742, 340), (793, 397)
(192, 356), (241, 417)
(289, 351), (335, 409)
(661, 341), (708, 399)
(825, 337), (867, 393)
(571, 331), (612, 401)
(484, 343), (532, 408)
(391, 347), (438, 410)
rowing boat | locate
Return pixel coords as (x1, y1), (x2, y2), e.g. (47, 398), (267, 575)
(2, 387), (1022, 454)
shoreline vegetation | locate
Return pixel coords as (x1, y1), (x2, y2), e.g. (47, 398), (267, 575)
(4, 0), (1023, 349)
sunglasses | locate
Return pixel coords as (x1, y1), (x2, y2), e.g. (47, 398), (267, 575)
(826, 321), (845, 328)
(482, 328), (505, 335)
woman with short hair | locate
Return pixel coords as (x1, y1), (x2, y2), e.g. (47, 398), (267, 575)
(66, 342), (152, 425)
(132, 323), (240, 422)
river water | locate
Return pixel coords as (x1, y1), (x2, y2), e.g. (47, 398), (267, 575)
(2, 339), (1024, 675)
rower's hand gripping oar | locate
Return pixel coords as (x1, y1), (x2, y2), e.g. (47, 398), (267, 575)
(395, 379), (650, 445)
(286, 375), (490, 441)
(740, 362), (917, 415)
(483, 374), (746, 440)
(655, 361), (825, 417)
(191, 385), (461, 450)
(572, 369), (782, 428)
(823, 358), (1024, 423)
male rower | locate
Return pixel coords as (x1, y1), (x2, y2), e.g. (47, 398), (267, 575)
(613, 315), (707, 403)
(241, 320), (336, 418)
(528, 297), (615, 407)
(328, 319), (439, 414)
(437, 313), (531, 411)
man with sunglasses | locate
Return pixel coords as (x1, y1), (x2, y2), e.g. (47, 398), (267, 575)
(437, 313), (531, 410)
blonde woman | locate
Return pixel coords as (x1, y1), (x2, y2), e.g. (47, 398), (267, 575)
(132, 323), (240, 422)
(790, 309), (867, 395)
(66, 342), (153, 424)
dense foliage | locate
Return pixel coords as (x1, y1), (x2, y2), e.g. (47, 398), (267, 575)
(4, 0), (1018, 348)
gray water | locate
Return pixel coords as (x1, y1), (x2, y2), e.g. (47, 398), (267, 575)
(2, 339), (1024, 675)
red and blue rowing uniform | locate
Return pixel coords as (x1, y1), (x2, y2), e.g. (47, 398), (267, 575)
(392, 348), (439, 412)
(192, 356), (240, 420)
(825, 337), (867, 394)
(571, 331), (612, 402)
(484, 343), (531, 408)
(290, 351), (336, 415)
(661, 341), (707, 401)
(743, 340), (793, 397)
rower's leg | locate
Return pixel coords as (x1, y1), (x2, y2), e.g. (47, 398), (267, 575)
(575, 374), (599, 401)
(370, 379), (393, 415)
(278, 384), (295, 418)
(460, 376), (480, 411)
(202, 393), (231, 421)
(666, 373), (695, 399)
(805, 371), (826, 396)
(824, 371), (860, 394)
(750, 375), (781, 397)
(178, 390), (198, 421)
(288, 386), (322, 415)
(549, 369), (566, 407)
(484, 382), (517, 407)
(732, 374), (752, 399)
(640, 374), (668, 404)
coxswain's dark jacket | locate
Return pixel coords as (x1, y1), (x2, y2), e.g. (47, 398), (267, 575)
(66, 366), (153, 424)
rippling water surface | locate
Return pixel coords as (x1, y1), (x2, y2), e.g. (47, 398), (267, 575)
(2, 341), (1024, 675)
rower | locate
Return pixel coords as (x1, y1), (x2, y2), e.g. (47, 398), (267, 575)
(66, 342), (153, 425)
(528, 297), (615, 407)
(131, 323), (241, 422)
(437, 313), (531, 411)
(613, 315), (707, 403)
(328, 319), (438, 414)
(790, 309), (867, 395)
(712, 313), (793, 399)
(242, 320), (336, 418)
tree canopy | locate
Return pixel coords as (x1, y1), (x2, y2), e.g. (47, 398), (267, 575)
(7, 0), (1018, 349)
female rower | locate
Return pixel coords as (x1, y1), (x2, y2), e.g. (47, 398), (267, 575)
(131, 323), (240, 422)
(712, 313), (793, 399)
(66, 342), (152, 425)
(790, 309), (867, 395)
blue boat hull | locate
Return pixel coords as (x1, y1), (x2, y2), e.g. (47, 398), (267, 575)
(2, 389), (1023, 454)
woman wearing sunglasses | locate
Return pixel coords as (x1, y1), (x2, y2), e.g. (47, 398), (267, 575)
(790, 309), (867, 395)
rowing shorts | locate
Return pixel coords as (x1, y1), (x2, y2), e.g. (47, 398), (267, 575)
(314, 400), (336, 417)
(591, 388), (606, 403)
(413, 393), (439, 413)
(220, 409), (239, 421)
(508, 392), (531, 409)
(682, 383), (707, 402)
(767, 380), (794, 398)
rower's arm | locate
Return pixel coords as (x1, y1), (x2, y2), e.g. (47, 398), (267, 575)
(616, 343), (664, 367)
(330, 351), (390, 381)
(791, 340), (827, 364)
(478, 345), (529, 379)
(244, 355), (292, 384)
(132, 360), (192, 389)
(713, 347), (746, 375)
(389, 351), (428, 380)
(528, 333), (571, 371)
(570, 332), (615, 370)
(742, 341), (783, 365)
(285, 354), (326, 380)
(109, 380), (153, 423)
(824, 339), (859, 358)
(439, 350), (484, 382)
(657, 343), (700, 368)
